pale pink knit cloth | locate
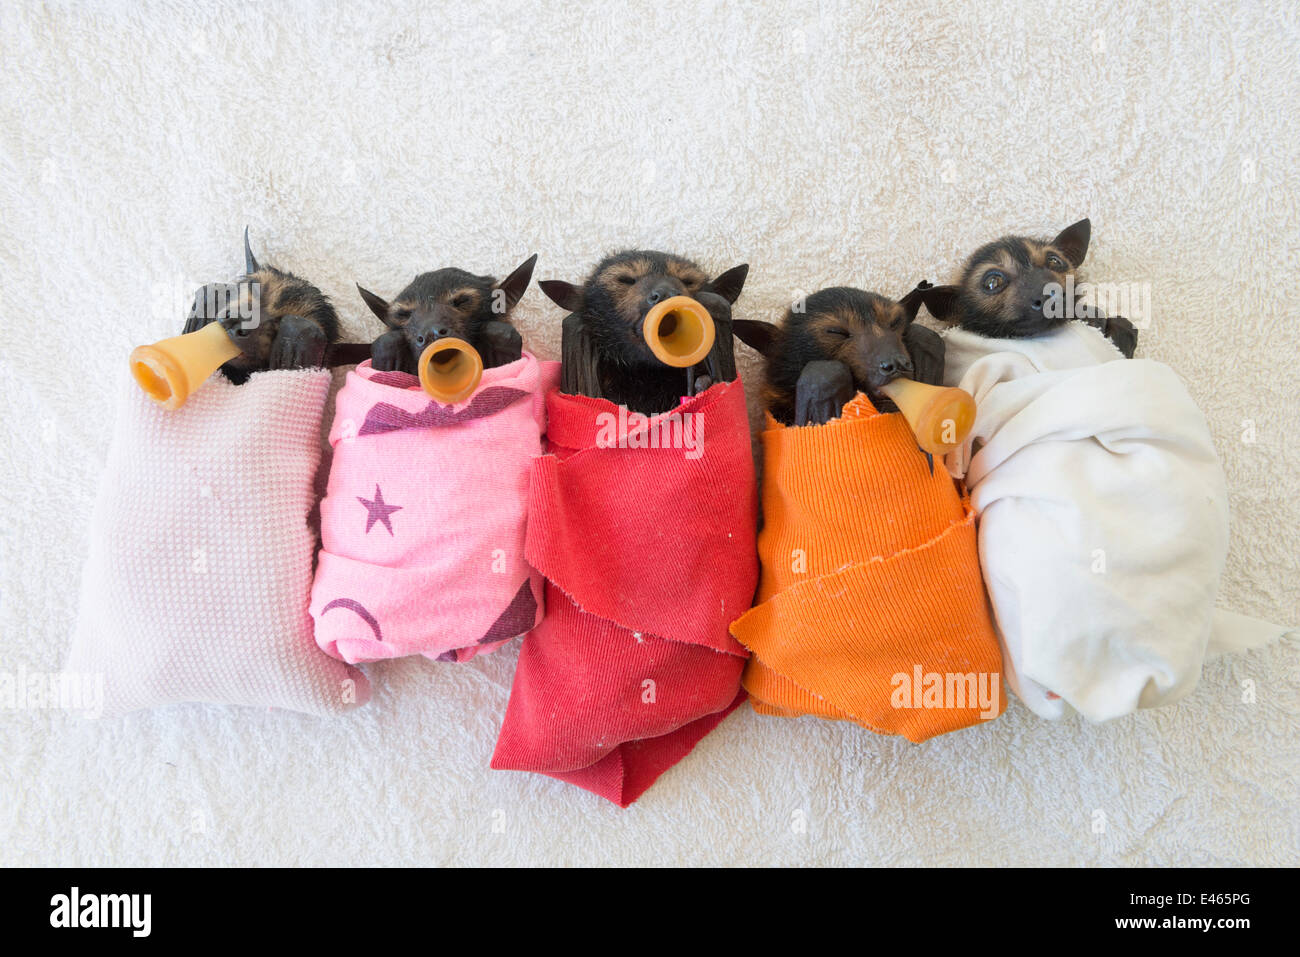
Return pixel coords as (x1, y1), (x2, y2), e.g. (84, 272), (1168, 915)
(310, 353), (558, 663)
(66, 369), (370, 717)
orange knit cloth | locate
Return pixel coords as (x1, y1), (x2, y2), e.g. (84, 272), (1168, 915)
(729, 394), (1005, 742)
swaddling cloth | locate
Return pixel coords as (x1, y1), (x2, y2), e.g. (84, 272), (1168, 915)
(730, 394), (1005, 741)
(941, 322), (1271, 721)
(310, 354), (558, 664)
(491, 379), (757, 807)
(66, 368), (369, 717)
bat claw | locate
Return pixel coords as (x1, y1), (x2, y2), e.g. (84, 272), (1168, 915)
(478, 320), (523, 369)
(371, 328), (415, 374)
(794, 360), (854, 427)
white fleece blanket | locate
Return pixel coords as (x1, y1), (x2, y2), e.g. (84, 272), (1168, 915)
(943, 323), (1287, 721)
(2, 0), (1297, 867)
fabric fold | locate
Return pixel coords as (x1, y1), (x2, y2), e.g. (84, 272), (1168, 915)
(492, 379), (758, 807)
(310, 354), (559, 664)
(730, 394), (1005, 742)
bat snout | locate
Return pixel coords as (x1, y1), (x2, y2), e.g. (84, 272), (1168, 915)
(877, 355), (913, 378)
(859, 342), (913, 393)
(642, 278), (686, 311)
(411, 324), (453, 350)
(407, 304), (465, 351)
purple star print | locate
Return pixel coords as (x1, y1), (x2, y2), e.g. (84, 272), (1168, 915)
(357, 484), (402, 535)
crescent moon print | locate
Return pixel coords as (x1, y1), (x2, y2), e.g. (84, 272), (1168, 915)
(320, 598), (384, 643)
(478, 580), (538, 644)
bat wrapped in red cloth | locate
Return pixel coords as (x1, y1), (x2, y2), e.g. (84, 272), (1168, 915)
(492, 378), (757, 806)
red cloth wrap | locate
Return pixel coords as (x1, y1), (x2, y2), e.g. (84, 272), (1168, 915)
(492, 380), (757, 806)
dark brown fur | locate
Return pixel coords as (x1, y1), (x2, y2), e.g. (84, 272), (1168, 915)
(357, 255), (536, 374)
(540, 250), (748, 415)
(733, 285), (940, 426)
(918, 218), (1138, 356)
(182, 232), (340, 383)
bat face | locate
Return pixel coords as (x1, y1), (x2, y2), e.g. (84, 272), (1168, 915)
(363, 268), (501, 355)
(796, 288), (914, 394)
(541, 250), (748, 413)
(185, 233), (340, 384)
(357, 255), (536, 366)
(939, 218), (1091, 339)
(581, 250), (711, 368)
(741, 288), (918, 424)
(234, 268), (338, 373)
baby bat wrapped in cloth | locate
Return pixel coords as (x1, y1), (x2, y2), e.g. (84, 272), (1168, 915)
(730, 393), (1006, 741)
(942, 321), (1289, 721)
(66, 368), (369, 717)
(310, 354), (558, 663)
(491, 379), (757, 807)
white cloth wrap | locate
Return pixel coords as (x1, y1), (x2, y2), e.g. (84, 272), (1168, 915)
(943, 322), (1285, 721)
(66, 369), (369, 717)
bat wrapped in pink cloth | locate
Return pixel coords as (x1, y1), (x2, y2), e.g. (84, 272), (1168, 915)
(310, 353), (559, 663)
(491, 379), (758, 807)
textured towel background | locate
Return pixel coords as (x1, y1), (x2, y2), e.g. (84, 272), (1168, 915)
(1, 0), (1297, 865)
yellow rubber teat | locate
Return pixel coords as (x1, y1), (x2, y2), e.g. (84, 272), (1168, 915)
(129, 321), (243, 411)
(418, 338), (484, 404)
(643, 295), (716, 368)
(879, 377), (976, 456)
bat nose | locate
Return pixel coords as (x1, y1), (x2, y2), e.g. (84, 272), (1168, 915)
(414, 326), (452, 348)
(644, 280), (683, 308)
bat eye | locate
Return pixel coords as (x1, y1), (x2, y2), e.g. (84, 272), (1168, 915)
(981, 270), (1006, 294)
(825, 327), (850, 338)
(889, 317), (904, 330)
(617, 275), (637, 285)
(1046, 254), (1065, 270)
(451, 294), (471, 308)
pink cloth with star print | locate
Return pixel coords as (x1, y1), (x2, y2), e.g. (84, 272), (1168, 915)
(310, 353), (559, 664)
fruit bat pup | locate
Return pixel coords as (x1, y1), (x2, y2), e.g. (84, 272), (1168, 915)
(731, 282), (943, 427)
(538, 251), (749, 416)
(915, 218), (1138, 358)
(181, 228), (344, 383)
(356, 255), (538, 375)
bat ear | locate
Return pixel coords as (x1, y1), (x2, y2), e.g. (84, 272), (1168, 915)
(494, 254), (537, 313)
(356, 283), (396, 327)
(917, 284), (962, 323)
(708, 264), (749, 304)
(898, 280), (933, 322)
(243, 225), (259, 274)
(539, 279), (585, 313)
(1052, 217), (1091, 268)
(731, 318), (780, 358)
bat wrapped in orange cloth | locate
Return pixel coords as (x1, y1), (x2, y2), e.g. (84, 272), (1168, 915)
(729, 393), (1005, 741)
(491, 379), (757, 806)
